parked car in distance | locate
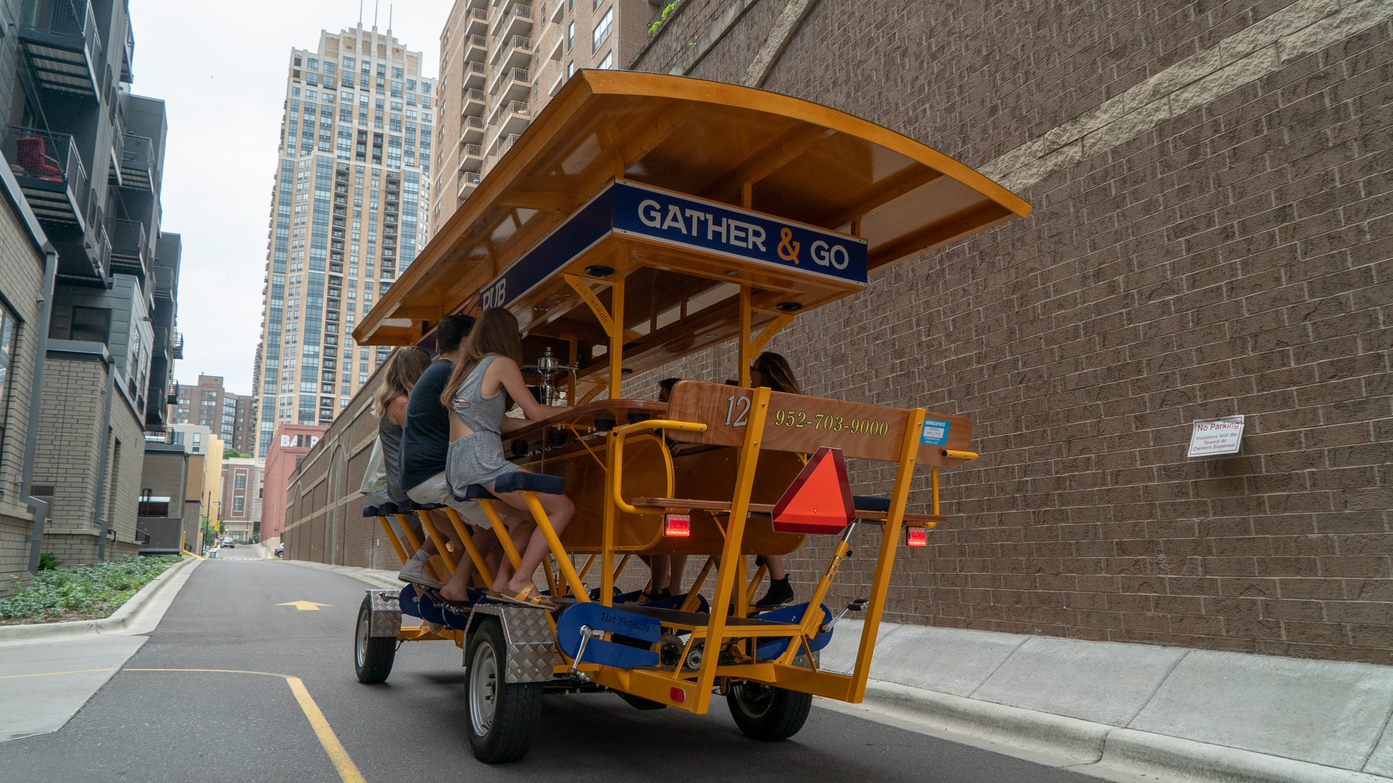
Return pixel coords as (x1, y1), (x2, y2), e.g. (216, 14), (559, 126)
(275, 543), (284, 558)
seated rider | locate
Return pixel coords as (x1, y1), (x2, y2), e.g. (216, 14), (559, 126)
(438, 308), (576, 606)
(370, 346), (432, 577)
(397, 314), (477, 586)
(750, 352), (800, 609)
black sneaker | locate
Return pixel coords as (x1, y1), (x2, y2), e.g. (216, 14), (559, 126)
(754, 577), (794, 609)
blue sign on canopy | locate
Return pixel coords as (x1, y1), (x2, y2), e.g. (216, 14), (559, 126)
(473, 181), (868, 311)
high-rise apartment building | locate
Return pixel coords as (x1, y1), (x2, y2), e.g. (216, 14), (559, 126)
(171, 373), (255, 454)
(252, 25), (437, 456)
(429, 0), (650, 236)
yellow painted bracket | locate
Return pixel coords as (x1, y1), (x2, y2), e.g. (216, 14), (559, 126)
(748, 313), (794, 358)
(564, 273), (615, 335)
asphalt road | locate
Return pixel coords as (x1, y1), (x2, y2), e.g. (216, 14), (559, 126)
(0, 560), (1092, 782)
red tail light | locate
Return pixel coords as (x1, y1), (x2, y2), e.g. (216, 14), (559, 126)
(905, 528), (929, 548)
(670, 687), (686, 703)
(664, 513), (691, 538)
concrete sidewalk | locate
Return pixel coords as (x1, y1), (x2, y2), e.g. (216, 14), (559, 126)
(285, 559), (1393, 782)
(0, 557), (203, 742)
(820, 621), (1393, 783)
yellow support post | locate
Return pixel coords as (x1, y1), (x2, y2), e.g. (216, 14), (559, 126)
(443, 507), (494, 587)
(609, 275), (625, 399)
(848, 408), (926, 702)
(377, 517), (409, 566)
(522, 493), (589, 599)
(416, 511), (457, 576)
(691, 386), (771, 712)
(738, 286), (752, 388)
(478, 500), (522, 569)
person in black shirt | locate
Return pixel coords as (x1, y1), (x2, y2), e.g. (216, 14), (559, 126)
(396, 314), (474, 587)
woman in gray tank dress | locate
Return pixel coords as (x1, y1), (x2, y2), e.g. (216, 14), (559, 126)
(437, 308), (574, 606)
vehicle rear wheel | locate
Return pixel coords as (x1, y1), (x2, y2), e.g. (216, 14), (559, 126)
(726, 680), (812, 741)
(464, 618), (542, 763)
(354, 595), (396, 684)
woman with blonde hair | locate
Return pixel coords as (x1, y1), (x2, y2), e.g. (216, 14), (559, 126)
(437, 308), (574, 606)
(372, 346), (432, 508)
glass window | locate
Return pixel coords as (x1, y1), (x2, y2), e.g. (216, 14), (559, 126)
(69, 306), (110, 343)
(599, 50), (614, 69)
(0, 303), (15, 458)
(592, 8), (613, 52)
(567, 21), (574, 51)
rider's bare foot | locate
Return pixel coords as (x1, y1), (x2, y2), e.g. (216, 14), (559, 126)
(439, 583), (471, 602)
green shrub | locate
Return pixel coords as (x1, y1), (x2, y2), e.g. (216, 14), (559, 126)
(0, 555), (182, 622)
(37, 553), (60, 571)
(649, 0), (680, 38)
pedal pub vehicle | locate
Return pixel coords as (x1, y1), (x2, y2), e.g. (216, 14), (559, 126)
(350, 71), (1029, 762)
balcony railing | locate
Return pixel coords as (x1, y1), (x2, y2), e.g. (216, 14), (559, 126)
(2, 125), (90, 228)
(464, 33), (486, 63)
(121, 21), (134, 83)
(108, 218), (148, 275)
(18, 0), (104, 100)
(120, 133), (155, 192)
(491, 35), (531, 67)
(154, 264), (176, 300)
(465, 7), (487, 35)
(463, 60), (485, 89)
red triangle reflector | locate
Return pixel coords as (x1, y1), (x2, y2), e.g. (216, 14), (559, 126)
(772, 447), (854, 535)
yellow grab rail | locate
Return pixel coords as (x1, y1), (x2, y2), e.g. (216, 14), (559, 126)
(607, 419), (708, 514)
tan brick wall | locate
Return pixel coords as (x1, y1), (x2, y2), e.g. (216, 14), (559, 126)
(0, 182), (45, 594)
(34, 358), (106, 539)
(625, 0), (1393, 663)
(107, 402), (146, 551)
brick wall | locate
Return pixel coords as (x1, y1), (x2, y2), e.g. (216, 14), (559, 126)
(33, 356), (106, 565)
(0, 176), (44, 595)
(108, 402), (146, 550)
(283, 370), (389, 568)
(625, 0), (1392, 663)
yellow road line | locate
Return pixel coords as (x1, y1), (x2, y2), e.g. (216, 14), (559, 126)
(119, 668), (369, 783)
(0, 667), (117, 681)
(286, 676), (368, 783)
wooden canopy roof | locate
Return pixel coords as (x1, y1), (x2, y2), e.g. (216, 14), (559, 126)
(354, 70), (1030, 349)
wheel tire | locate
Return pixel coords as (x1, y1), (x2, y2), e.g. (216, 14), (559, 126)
(726, 681), (812, 741)
(354, 595), (397, 684)
(464, 618), (543, 763)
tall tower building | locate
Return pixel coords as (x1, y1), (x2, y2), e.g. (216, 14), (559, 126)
(252, 26), (437, 456)
(429, 0), (650, 236)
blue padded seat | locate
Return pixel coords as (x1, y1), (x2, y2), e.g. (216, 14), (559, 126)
(493, 472), (565, 495)
(853, 495), (891, 513)
(362, 505), (380, 518)
(378, 502), (400, 514)
(452, 483), (497, 502)
(414, 502), (445, 510)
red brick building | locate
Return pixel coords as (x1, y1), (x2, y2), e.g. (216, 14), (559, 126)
(261, 424), (325, 546)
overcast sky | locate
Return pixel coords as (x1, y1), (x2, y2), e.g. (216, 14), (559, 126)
(129, 1), (451, 395)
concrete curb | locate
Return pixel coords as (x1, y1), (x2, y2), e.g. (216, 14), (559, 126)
(276, 558), (402, 591)
(0, 556), (201, 646)
(838, 679), (1391, 783)
(822, 621), (1393, 782)
(1088, 729), (1393, 783)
